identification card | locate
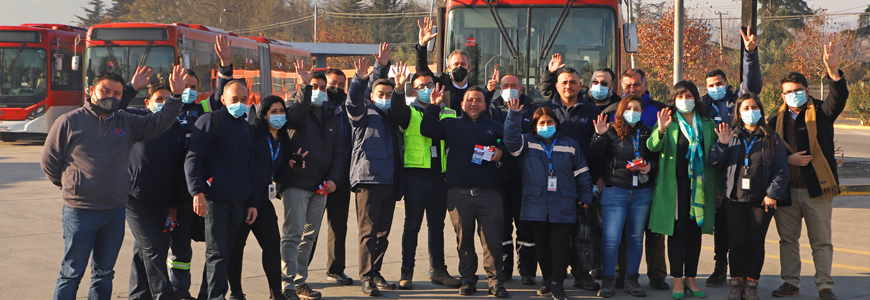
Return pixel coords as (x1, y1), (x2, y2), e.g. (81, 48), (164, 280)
(741, 178), (751, 190)
(632, 175), (639, 187)
(714, 116), (722, 122)
(269, 183), (277, 200)
(547, 176), (558, 191)
(472, 146), (485, 165)
(431, 146), (438, 158)
(482, 146), (494, 161)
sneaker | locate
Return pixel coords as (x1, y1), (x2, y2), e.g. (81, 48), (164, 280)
(521, 275), (536, 285)
(573, 272), (600, 290)
(295, 284), (321, 300)
(326, 272), (354, 285)
(772, 282), (800, 297)
(431, 265), (462, 287)
(706, 262), (728, 287)
(819, 289), (839, 300)
(727, 279), (744, 300)
(373, 274), (397, 290)
(399, 267), (413, 289)
(281, 289), (300, 300)
(459, 282), (477, 295)
(744, 279), (759, 300)
(624, 273), (647, 297)
(229, 293), (246, 300)
(551, 282), (568, 300)
(538, 282), (552, 297)
(649, 278), (670, 290)
(488, 283), (509, 298)
(598, 276), (616, 298)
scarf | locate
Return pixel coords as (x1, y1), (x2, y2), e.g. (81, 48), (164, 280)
(775, 100), (840, 198)
(676, 112), (706, 227)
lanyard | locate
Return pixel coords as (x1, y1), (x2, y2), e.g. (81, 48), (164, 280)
(711, 102), (721, 119)
(539, 138), (558, 175)
(268, 138), (281, 179)
(742, 136), (757, 167)
(631, 129), (641, 157)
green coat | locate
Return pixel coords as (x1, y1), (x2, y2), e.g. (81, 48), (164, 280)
(646, 115), (722, 236)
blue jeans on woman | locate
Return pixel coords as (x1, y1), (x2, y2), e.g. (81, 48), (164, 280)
(54, 205), (126, 300)
(600, 186), (653, 277)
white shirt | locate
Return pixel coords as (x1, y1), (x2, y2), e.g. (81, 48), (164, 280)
(452, 80), (468, 90)
(789, 109), (799, 120)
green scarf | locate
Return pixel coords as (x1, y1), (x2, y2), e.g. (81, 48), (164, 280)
(676, 112), (705, 227)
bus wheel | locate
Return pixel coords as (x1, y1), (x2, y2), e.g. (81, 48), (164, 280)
(0, 133), (18, 142)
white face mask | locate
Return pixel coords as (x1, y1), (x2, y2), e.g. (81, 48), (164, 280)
(675, 99), (695, 113)
(500, 88), (519, 103)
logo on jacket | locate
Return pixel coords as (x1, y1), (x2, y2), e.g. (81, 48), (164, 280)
(486, 129), (493, 136)
(561, 140), (568, 146)
(580, 117), (588, 124)
(115, 128), (125, 136)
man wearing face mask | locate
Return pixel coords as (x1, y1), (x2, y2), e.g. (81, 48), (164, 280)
(768, 43), (848, 300)
(483, 71), (540, 285)
(276, 61), (345, 300)
(41, 68), (185, 300)
(587, 68), (621, 110)
(417, 17), (472, 115)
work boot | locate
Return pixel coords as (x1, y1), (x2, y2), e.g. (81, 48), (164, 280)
(295, 284), (321, 300)
(591, 268), (603, 280)
(573, 272), (600, 290)
(373, 274), (396, 290)
(727, 279), (743, 300)
(431, 265), (462, 287)
(281, 289), (300, 300)
(538, 281), (552, 297)
(598, 276), (616, 298)
(551, 282), (568, 300)
(649, 278), (670, 290)
(521, 275), (536, 285)
(488, 283), (509, 298)
(706, 261), (728, 287)
(744, 279), (759, 300)
(623, 273), (647, 297)
(819, 289), (839, 300)
(399, 267), (414, 290)
(772, 282), (799, 297)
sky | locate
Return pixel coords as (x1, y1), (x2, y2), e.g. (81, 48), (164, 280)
(0, 0), (866, 28)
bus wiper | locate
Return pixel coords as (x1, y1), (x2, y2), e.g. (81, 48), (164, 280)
(539, 0), (575, 61)
(137, 41), (153, 70)
(486, 0), (519, 60)
(2, 44), (25, 78)
(104, 41), (119, 72)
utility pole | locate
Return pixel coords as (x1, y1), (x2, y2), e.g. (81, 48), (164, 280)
(674, 0), (684, 84)
(627, 0), (636, 68)
(715, 11), (728, 60)
(314, 7), (318, 43)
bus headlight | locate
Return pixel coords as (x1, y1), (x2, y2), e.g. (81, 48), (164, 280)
(27, 105), (46, 120)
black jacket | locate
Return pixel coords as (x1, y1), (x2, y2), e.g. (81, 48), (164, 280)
(710, 126), (789, 203)
(416, 44), (469, 115)
(125, 108), (187, 206)
(699, 49), (763, 125)
(251, 123), (292, 201)
(587, 122), (658, 190)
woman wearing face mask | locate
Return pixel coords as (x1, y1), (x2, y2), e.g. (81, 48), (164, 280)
(709, 93), (788, 300)
(587, 95), (657, 298)
(647, 81), (722, 300)
(227, 95), (296, 300)
(503, 99), (594, 300)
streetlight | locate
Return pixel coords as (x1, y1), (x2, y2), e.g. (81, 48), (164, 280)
(220, 5), (241, 32)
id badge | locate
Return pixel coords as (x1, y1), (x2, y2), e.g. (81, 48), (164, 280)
(741, 178), (751, 190)
(269, 183), (277, 200)
(431, 146), (438, 158)
(472, 146), (484, 165)
(547, 176), (558, 191)
(632, 175), (639, 187)
(714, 116), (722, 122)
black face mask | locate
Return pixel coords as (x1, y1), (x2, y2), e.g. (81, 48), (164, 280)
(450, 66), (468, 83)
(93, 96), (120, 115)
(326, 86), (346, 103)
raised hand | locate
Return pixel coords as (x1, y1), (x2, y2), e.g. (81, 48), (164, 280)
(354, 57), (372, 79)
(168, 65), (188, 95)
(418, 17), (439, 47)
(593, 113), (610, 135)
(507, 97), (524, 112)
(215, 34), (232, 67)
(548, 53), (566, 73)
(714, 122), (733, 144)
(486, 66), (500, 92)
(430, 82), (445, 106)
(130, 65), (154, 91)
(657, 108), (672, 133)
(392, 61), (409, 90)
(373, 42), (391, 67)
(824, 41), (840, 81)
(294, 59), (313, 84)
(740, 25), (757, 53)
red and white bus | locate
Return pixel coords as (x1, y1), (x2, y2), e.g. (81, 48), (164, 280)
(0, 24), (86, 142)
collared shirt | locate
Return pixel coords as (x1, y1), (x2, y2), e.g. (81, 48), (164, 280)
(789, 109), (799, 120)
(452, 80), (468, 90)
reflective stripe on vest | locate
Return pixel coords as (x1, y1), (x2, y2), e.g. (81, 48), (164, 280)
(404, 107), (455, 171)
(167, 259), (191, 270)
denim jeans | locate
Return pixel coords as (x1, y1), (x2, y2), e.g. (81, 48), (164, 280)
(600, 186), (653, 277)
(401, 175), (448, 269)
(54, 205), (126, 300)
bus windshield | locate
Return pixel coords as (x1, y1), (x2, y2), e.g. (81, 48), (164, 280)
(85, 46), (175, 105)
(446, 7), (616, 102)
(0, 47), (47, 106)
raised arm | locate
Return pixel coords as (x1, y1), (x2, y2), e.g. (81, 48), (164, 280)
(420, 83), (448, 140)
(820, 42), (849, 120)
(390, 61), (412, 129)
(120, 65), (153, 109)
(538, 53), (565, 100)
(416, 17), (439, 75)
(286, 60), (314, 129)
(739, 27), (762, 95)
(709, 123), (734, 169)
(364, 42), (391, 97)
(503, 99), (527, 157)
(207, 34), (234, 112)
(346, 57), (372, 127)
(132, 66), (185, 142)
(646, 108), (672, 152)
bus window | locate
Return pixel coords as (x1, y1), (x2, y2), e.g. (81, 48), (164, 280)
(85, 46), (174, 105)
(272, 77), (282, 95)
(0, 47), (47, 105)
(284, 77), (296, 94)
(190, 39), (217, 92)
(51, 41), (84, 91)
(231, 46), (259, 70)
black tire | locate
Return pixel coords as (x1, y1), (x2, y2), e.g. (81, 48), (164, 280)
(0, 132), (18, 142)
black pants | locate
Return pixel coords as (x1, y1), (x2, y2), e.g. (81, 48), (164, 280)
(725, 200), (773, 279)
(447, 188), (505, 287)
(228, 200), (282, 298)
(126, 199), (175, 300)
(197, 200), (244, 300)
(168, 196), (194, 299)
(401, 175), (448, 269)
(530, 221), (572, 284)
(668, 176), (702, 278)
(616, 228), (668, 280)
(354, 184), (397, 282)
(499, 181), (537, 278)
(713, 204), (729, 264)
(308, 181), (352, 274)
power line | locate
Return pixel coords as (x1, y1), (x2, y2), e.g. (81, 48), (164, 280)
(694, 12), (869, 21)
(235, 11), (430, 34)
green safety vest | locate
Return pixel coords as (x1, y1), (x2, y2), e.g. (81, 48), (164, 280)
(404, 107), (456, 171)
(201, 100), (210, 112)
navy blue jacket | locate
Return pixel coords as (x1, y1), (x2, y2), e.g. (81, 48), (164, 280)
(601, 92), (667, 128)
(504, 110), (593, 223)
(538, 96), (601, 159)
(420, 104), (504, 188)
(710, 126), (789, 203)
(251, 123), (292, 201)
(700, 49), (763, 125)
(345, 74), (403, 189)
(486, 94), (537, 183)
(281, 84), (345, 192)
(124, 107), (187, 206)
(184, 107), (258, 208)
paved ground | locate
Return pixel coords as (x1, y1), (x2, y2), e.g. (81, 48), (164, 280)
(1, 134), (868, 300)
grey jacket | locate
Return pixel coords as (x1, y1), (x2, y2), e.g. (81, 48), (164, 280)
(41, 96), (183, 210)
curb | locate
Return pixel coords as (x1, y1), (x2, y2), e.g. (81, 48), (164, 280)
(833, 124), (868, 130)
(840, 184), (870, 196)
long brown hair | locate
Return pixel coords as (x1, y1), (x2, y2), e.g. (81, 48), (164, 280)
(614, 95), (643, 139)
(731, 93), (776, 157)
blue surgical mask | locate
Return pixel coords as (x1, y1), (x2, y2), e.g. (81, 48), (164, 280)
(500, 88), (519, 103)
(311, 89), (326, 106)
(589, 84), (609, 100)
(417, 88), (432, 103)
(623, 110), (642, 125)
(741, 109), (762, 125)
(150, 102), (164, 113)
(785, 90), (807, 108)
(373, 98), (390, 111)
(227, 102), (247, 118)
(268, 114), (286, 129)
(181, 88), (197, 104)
(707, 86), (726, 101)
(537, 125), (556, 139)
(675, 99), (695, 113)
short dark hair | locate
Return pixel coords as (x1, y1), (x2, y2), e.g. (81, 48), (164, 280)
(411, 71), (435, 85)
(595, 67), (616, 82)
(185, 69), (198, 80)
(780, 72), (808, 88)
(223, 79), (248, 94)
(667, 80), (703, 115)
(91, 72), (125, 87)
(530, 107), (564, 133)
(463, 85), (485, 100)
(557, 67), (580, 77)
(312, 72), (327, 83)
(372, 78), (395, 90)
(705, 69), (727, 82)
(147, 83), (171, 99)
(622, 68), (646, 83)
(325, 68), (345, 79)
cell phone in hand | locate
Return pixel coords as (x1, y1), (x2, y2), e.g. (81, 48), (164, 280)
(404, 82), (413, 95)
(292, 153), (304, 172)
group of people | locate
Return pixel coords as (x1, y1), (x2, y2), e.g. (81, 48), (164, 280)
(40, 17), (849, 300)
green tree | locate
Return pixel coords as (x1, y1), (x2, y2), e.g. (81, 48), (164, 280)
(106, 0), (134, 22)
(856, 5), (870, 37)
(76, 0), (107, 27)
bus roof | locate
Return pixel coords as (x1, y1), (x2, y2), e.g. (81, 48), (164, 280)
(447, 0), (617, 6)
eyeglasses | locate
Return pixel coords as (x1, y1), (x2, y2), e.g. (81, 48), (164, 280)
(414, 83), (436, 90)
(591, 81), (609, 87)
(781, 87), (806, 95)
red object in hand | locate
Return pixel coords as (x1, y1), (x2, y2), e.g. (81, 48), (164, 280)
(316, 181), (329, 195)
(626, 158), (649, 171)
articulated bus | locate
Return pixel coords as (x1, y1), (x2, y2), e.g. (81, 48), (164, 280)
(84, 23), (311, 116)
(431, 0), (628, 102)
(0, 24), (86, 142)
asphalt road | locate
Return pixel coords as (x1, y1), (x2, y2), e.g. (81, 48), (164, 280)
(1, 134), (868, 300)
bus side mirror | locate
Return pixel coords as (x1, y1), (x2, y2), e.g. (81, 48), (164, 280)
(428, 26), (437, 52)
(623, 23), (638, 53)
(71, 56), (80, 71)
(55, 56), (64, 71)
(181, 54), (191, 69)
